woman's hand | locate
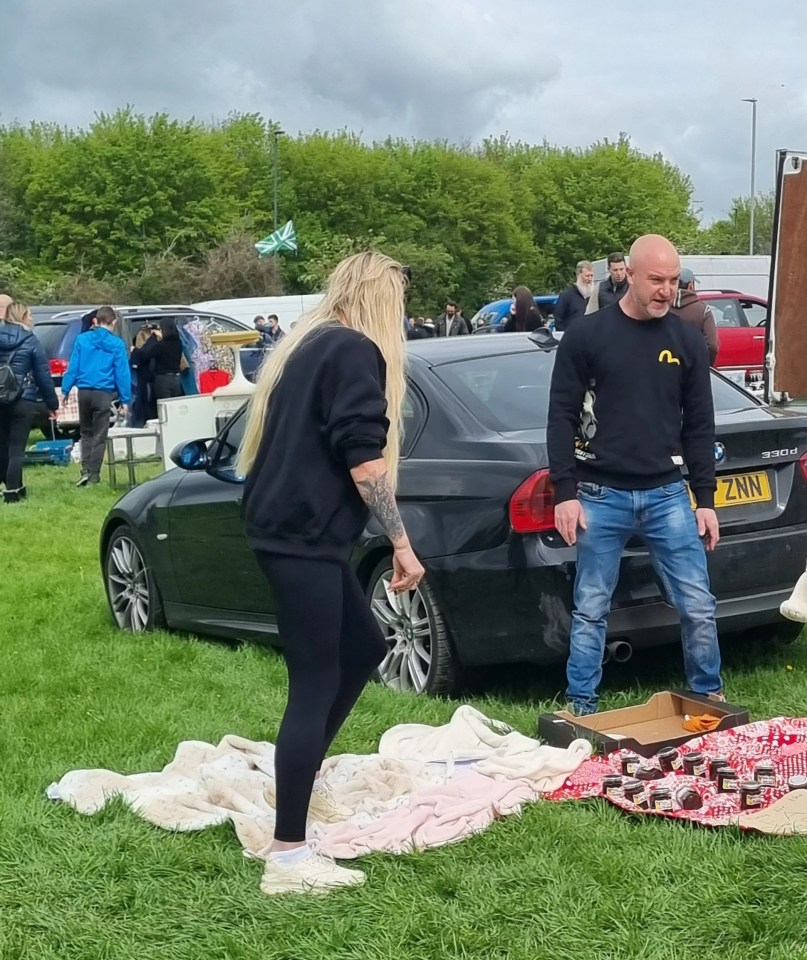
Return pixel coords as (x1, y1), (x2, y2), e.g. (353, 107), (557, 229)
(390, 543), (425, 593)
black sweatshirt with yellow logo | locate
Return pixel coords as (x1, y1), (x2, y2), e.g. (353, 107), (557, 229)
(547, 302), (716, 508)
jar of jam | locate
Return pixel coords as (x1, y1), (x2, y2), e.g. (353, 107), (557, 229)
(708, 757), (729, 780)
(621, 754), (641, 777)
(649, 787), (673, 812)
(602, 775), (623, 798)
(740, 781), (763, 810)
(753, 762), (776, 787)
(683, 752), (707, 777)
(717, 767), (739, 793)
(674, 786), (703, 810)
(657, 747), (683, 773)
(635, 765), (664, 781)
(622, 778), (650, 810)
(788, 775), (807, 791)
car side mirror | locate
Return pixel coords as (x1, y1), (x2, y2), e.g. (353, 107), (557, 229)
(170, 438), (213, 471)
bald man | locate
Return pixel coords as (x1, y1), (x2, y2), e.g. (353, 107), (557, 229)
(0, 294), (11, 320)
(547, 234), (723, 715)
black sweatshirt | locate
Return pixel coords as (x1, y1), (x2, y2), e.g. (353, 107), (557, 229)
(138, 334), (183, 375)
(547, 303), (716, 508)
(242, 324), (389, 558)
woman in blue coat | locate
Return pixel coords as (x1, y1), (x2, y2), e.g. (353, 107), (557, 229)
(0, 301), (59, 502)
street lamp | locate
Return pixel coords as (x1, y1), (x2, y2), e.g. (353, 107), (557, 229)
(272, 127), (284, 231)
(742, 98), (758, 255)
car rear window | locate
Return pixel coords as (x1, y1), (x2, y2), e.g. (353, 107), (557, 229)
(435, 349), (757, 432)
(436, 351), (553, 430)
(33, 322), (76, 357)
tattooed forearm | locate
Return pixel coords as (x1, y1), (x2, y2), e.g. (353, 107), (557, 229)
(354, 470), (406, 545)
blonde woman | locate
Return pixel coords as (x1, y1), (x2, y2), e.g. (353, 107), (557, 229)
(237, 252), (424, 895)
(0, 301), (59, 502)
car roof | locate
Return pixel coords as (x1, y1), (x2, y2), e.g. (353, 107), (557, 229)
(408, 331), (554, 367)
(697, 290), (766, 301)
(34, 306), (244, 325)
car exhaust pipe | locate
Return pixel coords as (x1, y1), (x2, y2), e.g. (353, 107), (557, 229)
(601, 645), (612, 665)
(606, 640), (633, 663)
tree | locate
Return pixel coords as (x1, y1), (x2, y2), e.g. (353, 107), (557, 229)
(696, 191), (775, 256)
(515, 136), (698, 289)
(24, 109), (227, 275)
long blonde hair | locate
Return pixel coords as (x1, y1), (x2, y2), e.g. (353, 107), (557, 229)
(5, 301), (32, 329)
(236, 251), (407, 485)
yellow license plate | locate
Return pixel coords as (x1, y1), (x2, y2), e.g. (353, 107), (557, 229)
(688, 472), (772, 509)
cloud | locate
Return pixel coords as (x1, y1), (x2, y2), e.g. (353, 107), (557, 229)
(0, 0), (805, 221)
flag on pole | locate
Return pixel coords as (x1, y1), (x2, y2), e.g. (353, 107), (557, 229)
(255, 220), (298, 256)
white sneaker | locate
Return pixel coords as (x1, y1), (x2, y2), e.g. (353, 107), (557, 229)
(260, 850), (365, 895)
(263, 780), (353, 824)
(781, 571), (807, 622)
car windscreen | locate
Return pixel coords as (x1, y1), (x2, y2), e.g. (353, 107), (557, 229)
(32, 322), (74, 357)
(434, 349), (758, 432)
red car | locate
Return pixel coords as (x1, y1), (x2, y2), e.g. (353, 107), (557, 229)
(698, 292), (768, 397)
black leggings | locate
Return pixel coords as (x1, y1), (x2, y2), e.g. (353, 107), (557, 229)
(0, 399), (38, 491)
(255, 552), (387, 843)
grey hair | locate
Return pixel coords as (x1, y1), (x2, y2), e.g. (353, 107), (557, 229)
(575, 260), (593, 274)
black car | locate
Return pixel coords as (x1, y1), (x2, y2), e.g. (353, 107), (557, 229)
(32, 306), (265, 438)
(100, 332), (807, 696)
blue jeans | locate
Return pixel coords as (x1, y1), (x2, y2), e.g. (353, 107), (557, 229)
(567, 480), (723, 715)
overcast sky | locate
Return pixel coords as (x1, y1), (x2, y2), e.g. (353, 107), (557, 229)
(2, 0), (803, 222)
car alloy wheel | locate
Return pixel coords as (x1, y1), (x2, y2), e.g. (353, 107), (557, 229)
(106, 528), (157, 632)
(371, 571), (433, 693)
(367, 558), (461, 696)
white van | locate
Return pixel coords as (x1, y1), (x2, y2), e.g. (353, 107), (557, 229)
(592, 255), (771, 298)
(191, 295), (324, 332)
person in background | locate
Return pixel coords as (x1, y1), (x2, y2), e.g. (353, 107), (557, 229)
(136, 316), (184, 401)
(237, 252), (424, 895)
(264, 314), (285, 345)
(554, 261), (594, 332)
(435, 300), (470, 336)
(0, 293), (11, 319)
(547, 234), (723, 716)
(407, 316), (433, 340)
(80, 308), (99, 333)
(61, 305), (131, 487)
(503, 286), (545, 332)
(0, 301), (59, 502)
(254, 315), (266, 332)
(129, 326), (158, 427)
(673, 268), (719, 365)
(586, 252), (629, 314)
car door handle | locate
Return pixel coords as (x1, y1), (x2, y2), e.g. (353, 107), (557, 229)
(752, 335), (765, 340)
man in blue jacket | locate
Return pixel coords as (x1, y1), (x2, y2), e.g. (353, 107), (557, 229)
(61, 306), (131, 486)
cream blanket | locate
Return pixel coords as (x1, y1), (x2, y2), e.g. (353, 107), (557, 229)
(47, 705), (591, 860)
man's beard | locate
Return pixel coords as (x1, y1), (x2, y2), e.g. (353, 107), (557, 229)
(577, 280), (594, 299)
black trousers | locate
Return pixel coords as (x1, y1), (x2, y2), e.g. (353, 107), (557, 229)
(78, 389), (114, 480)
(0, 399), (38, 491)
(154, 371), (182, 401)
(254, 552), (387, 843)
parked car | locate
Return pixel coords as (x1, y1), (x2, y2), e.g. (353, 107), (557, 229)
(470, 295), (559, 330)
(698, 291), (768, 397)
(99, 332), (807, 697)
(31, 306), (265, 439)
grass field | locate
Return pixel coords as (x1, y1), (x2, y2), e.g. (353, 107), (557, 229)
(3, 463), (807, 960)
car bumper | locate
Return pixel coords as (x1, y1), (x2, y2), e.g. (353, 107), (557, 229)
(426, 524), (807, 667)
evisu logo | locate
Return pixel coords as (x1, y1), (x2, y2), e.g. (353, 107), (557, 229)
(658, 349), (680, 365)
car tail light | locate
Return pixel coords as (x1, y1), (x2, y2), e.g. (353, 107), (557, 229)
(799, 452), (807, 486)
(509, 469), (556, 533)
(49, 358), (68, 376)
